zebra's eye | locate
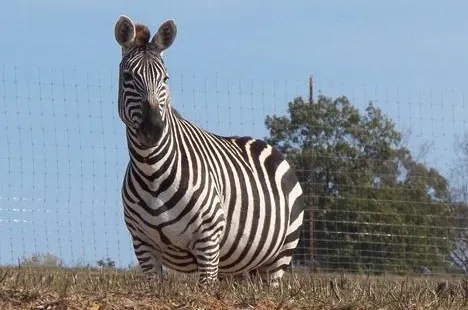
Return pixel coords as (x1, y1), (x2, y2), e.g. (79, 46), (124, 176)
(122, 72), (133, 82)
(163, 76), (169, 83)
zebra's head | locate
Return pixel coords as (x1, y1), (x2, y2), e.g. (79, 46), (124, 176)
(114, 16), (177, 147)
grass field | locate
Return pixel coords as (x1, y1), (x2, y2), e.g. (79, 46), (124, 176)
(0, 267), (467, 310)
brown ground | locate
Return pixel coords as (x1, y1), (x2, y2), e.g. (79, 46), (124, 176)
(0, 267), (467, 310)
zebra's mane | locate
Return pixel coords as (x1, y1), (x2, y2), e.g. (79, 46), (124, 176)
(134, 24), (151, 47)
(171, 107), (182, 119)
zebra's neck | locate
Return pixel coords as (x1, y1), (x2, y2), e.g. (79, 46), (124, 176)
(126, 107), (181, 178)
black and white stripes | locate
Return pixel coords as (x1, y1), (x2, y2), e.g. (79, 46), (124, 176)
(114, 16), (304, 285)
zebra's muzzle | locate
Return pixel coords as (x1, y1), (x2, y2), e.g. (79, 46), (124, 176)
(137, 99), (165, 147)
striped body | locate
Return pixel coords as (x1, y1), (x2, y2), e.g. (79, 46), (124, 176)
(114, 16), (304, 283)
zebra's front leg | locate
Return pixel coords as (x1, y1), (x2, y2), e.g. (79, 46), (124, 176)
(131, 237), (163, 278)
(192, 235), (222, 285)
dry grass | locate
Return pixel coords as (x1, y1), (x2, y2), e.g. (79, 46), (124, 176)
(0, 267), (467, 310)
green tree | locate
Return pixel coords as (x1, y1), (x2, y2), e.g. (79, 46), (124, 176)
(97, 257), (116, 269)
(265, 95), (455, 273)
(449, 134), (468, 272)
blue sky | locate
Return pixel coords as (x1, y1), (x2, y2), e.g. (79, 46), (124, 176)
(1, 1), (467, 267)
(4, 1), (468, 88)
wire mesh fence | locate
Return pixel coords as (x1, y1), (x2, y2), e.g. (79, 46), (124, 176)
(0, 65), (467, 276)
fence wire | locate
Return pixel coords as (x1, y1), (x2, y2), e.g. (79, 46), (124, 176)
(0, 65), (467, 275)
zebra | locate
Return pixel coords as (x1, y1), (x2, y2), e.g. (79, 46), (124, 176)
(114, 15), (304, 285)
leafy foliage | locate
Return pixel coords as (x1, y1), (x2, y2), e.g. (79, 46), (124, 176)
(97, 257), (116, 269)
(265, 95), (455, 273)
(449, 134), (468, 272)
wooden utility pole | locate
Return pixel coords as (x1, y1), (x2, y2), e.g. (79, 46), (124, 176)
(306, 75), (315, 268)
(308, 75), (314, 104)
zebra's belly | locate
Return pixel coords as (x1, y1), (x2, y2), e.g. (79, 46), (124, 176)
(217, 224), (286, 274)
(124, 192), (287, 275)
(160, 246), (198, 273)
(156, 215), (287, 274)
(126, 214), (285, 275)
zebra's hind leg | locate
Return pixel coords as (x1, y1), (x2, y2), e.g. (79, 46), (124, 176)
(254, 257), (289, 288)
(258, 226), (303, 288)
(131, 237), (163, 278)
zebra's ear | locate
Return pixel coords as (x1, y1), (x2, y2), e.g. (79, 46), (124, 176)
(151, 20), (177, 52)
(114, 15), (136, 49)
